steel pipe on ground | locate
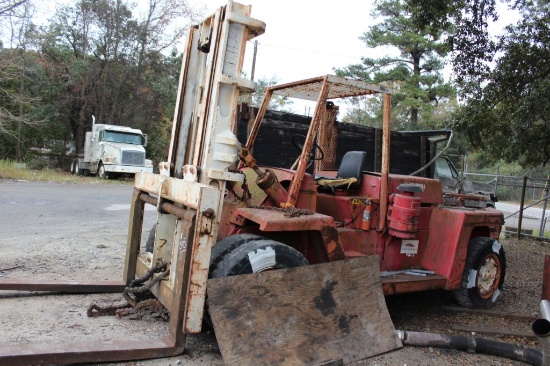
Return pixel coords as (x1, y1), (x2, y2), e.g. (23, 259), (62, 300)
(397, 330), (543, 366)
(532, 300), (550, 366)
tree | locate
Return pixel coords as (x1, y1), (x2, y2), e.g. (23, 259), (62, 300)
(0, 0), (42, 161)
(37, 0), (198, 156)
(404, 0), (499, 97)
(335, 0), (455, 130)
(452, 4), (550, 167)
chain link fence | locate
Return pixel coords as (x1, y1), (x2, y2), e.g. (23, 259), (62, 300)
(466, 173), (550, 239)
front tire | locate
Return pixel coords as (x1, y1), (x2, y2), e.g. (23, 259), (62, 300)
(98, 162), (109, 179)
(211, 239), (309, 278)
(453, 237), (506, 309)
(209, 234), (265, 276)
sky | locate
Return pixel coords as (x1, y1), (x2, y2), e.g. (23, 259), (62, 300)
(188, 0), (377, 115)
(189, 0), (520, 114)
(39, 0), (521, 115)
(195, 0), (375, 84)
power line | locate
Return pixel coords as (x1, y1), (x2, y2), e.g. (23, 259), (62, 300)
(258, 43), (361, 59)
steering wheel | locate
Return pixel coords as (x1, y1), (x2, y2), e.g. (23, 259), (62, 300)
(291, 134), (325, 161)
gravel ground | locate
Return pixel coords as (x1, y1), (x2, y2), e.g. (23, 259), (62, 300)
(0, 180), (549, 365)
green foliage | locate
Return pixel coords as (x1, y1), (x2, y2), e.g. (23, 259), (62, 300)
(452, 6), (550, 168)
(335, 0), (456, 130)
(404, 0), (499, 95)
(0, 0), (198, 167)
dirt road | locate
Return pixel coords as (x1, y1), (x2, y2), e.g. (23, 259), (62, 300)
(0, 180), (544, 365)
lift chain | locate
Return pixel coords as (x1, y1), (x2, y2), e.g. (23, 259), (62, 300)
(87, 303), (131, 317)
(123, 261), (170, 307)
(226, 170), (251, 206)
(87, 261), (170, 317)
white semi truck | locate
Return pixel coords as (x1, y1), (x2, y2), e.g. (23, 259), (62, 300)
(70, 117), (154, 179)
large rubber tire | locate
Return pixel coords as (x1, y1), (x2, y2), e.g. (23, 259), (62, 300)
(453, 237), (506, 309)
(98, 162), (109, 179)
(205, 239), (309, 329)
(211, 239), (309, 278)
(70, 159), (76, 175)
(74, 159), (82, 176)
(209, 234), (265, 276)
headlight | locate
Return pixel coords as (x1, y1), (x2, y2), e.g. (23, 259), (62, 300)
(145, 159), (153, 167)
(104, 156), (117, 163)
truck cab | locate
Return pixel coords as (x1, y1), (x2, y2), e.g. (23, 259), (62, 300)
(72, 120), (154, 178)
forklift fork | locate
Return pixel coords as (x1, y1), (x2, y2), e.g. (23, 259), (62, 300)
(0, 2), (264, 364)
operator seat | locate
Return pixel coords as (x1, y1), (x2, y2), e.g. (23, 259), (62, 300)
(316, 151), (367, 191)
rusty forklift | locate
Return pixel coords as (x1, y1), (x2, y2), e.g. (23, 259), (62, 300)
(0, 1), (505, 364)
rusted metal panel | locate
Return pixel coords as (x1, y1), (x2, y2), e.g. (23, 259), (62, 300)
(420, 207), (504, 289)
(382, 274), (447, 295)
(316, 103), (339, 171)
(233, 207), (345, 261)
(160, 177), (212, 209)
(169, 209), (196, 343)
(269, 75), (393, 101)
(316, 194), (370, 230)
(123, 188), (145, 283)
(379, 94), (391, 232)
(388, 174), (444, 205)
(287, 76), (331, 208)
(134, 172), (163, 194)
(235, 207), (335, 232)
(185, 187), (220, 333)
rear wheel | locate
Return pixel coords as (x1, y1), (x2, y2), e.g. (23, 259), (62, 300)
(74, 159), (81, 176)
(453, 237), (506, 309)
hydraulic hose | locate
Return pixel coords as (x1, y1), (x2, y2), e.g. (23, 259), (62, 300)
(397, 330), (543, 366)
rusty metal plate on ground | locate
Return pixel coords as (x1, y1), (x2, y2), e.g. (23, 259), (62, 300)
(207, 256), (402, 365)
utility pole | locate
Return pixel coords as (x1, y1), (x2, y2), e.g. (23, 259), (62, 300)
(248, 40), (258, 106)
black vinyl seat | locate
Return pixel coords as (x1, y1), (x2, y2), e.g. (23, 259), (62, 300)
(316, 151), (367, 190)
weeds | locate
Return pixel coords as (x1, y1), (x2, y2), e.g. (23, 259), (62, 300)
(0, 160), (132, 185)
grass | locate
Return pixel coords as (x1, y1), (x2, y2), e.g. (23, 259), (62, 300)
(0, 160), (132, 185)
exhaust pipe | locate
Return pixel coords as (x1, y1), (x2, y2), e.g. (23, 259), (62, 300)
(533, 300), (550, 366)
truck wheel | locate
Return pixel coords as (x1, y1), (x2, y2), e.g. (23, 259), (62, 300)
(209, 234), (265, 276)
(211, 239), (309, 278)
(70, 159), (76, 174)
(453, 237), (506, 309)
(98, 162), (109, 179)
(74, 159), (81, 176)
